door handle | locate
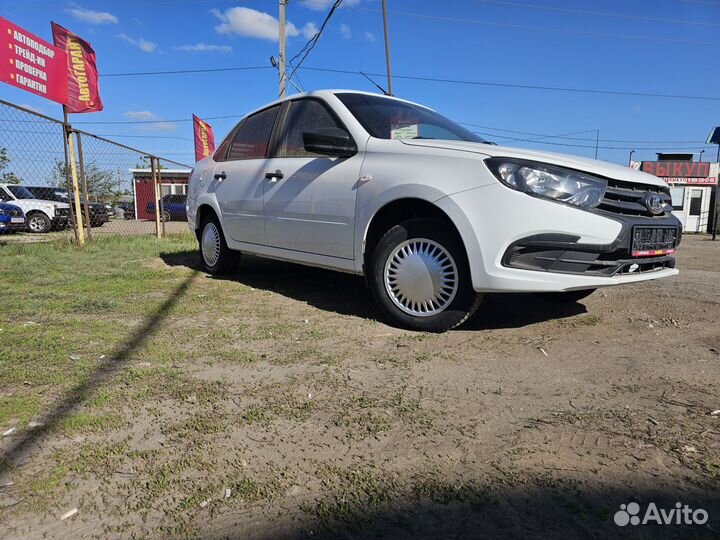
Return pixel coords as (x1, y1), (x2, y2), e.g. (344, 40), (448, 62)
(214, 171), (227, 181)
(264, 170), (284, 181)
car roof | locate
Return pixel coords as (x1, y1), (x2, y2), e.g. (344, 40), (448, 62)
(243, 89), (434, 119)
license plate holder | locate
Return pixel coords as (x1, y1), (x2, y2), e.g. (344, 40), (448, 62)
(632, 226), (678, 257)
(10, 217), (24, 224)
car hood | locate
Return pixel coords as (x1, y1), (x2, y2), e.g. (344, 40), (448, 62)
(400, 139), (667, 187)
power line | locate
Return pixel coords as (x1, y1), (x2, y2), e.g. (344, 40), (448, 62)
(102, 66), (271, 78)
(358, 8), (720, 47)
(287, 0), (343, 84)
(474, 0), (720, 27)
(299, 66), (720, 101)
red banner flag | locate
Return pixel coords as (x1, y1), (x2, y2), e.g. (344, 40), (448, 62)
(0, 17), (68, 105)
(193, 114), (215, 162)
(51, 22), (102, 113)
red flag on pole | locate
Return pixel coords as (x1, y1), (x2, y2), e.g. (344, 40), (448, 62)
(51, 22), (103, 113)
(193, 114), (216, 162)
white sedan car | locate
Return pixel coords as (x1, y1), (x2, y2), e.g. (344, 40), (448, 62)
(187, 90), (680, 332)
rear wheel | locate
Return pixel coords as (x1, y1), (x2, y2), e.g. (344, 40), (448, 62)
(161, 209), (171, 222)
(368, 218), (482, 332)
(27, 212), (51, 234)
(199, 214), (239, 275)
(535, 289), (596, 303)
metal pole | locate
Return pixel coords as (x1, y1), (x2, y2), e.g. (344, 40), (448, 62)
(66, 128), (85, 246)
(628, 150), (635, 166)
(62, 106), (80, 244)
(151, 157), (162, 239)
(279, 0), (287, 98)
(713, 144), (719, 240)
(381, 0), (393, 96)
(75, 132), (93, 242)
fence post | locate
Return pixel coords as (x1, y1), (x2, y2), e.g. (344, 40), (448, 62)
(66, 127), (85, 246)
(75, 132), (93, 242)
(151, 156), (162, 239)
(62, 114), (80, 245)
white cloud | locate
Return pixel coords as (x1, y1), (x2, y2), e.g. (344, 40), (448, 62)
(66, 6), (118, 24)
(302, 22), (318, 39)
(364, 31), (376, 42)
(117, 34), (157, 53)
(300, 0), (361, 11)
(212, 7), (301, 41)
(124, 111), (160, 121)
(339, 23), (352, 39)
(175, 43), (232, 53)
(123, 111), (177, 132)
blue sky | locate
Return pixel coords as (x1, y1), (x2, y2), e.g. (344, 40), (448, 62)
(1, 0), (719, 166)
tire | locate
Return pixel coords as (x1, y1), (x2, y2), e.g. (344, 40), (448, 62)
(161, 210), (171, 222)
(27, 212), (51, 234)
(199, 214), (239, 275)
(535, 289), (596, 303)
(367, 218), (482, 332)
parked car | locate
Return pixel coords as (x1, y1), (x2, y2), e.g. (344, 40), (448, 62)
(23, 186), (109, 227)
(115, 201), (136, 220)
(186, 90), (681, 332)
(0, 202), (26, 233)
(147, 194), (187, 222)
(0, 184), (69, 233)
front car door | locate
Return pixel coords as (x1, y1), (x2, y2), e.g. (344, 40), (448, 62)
(263, 98), (362, 259)
(212, 105), (280, 245)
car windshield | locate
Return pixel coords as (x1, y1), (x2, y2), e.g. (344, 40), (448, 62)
(7, 185), (35, 199)
(336, 92), (486, 143)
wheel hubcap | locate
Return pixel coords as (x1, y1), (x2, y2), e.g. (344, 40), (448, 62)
(29, 216), (45, 232)
(384, 238), (458, 317)
(201, 223), (221, 267)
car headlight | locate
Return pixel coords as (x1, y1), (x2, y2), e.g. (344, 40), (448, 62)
(0, 209), (6, 215)
(485, 158), (607, 209)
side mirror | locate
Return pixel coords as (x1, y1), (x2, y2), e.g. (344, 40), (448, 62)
(303, 127), (357, 158)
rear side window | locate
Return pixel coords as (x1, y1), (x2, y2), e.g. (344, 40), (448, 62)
(278, 99), (344, 157)
(226, 106), (280, 161)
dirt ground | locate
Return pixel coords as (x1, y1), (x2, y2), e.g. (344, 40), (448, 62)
(1, 234), (719, 539)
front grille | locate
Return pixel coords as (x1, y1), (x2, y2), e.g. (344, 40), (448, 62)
(597, 179), (672, 217)
(55, 208), (69, 217)
(9, 208), (23, 218)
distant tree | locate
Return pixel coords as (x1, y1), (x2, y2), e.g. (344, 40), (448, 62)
(51, 159), (130, 202)
(0, 147), (22, 184)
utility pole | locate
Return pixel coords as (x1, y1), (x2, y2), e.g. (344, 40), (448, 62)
(279, 0), (287, 98)
(628, 149), (635, 166)
(594, 129), (599, 160)
(381, 0), (393, 96)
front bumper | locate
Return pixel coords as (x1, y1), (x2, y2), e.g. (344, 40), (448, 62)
(435, 183), (681, 293)
(0, 220), (27, 232)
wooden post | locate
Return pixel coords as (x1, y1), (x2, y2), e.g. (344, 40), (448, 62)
(62, 107), (80, 244)
(75, 132), (93, 242)
(151, 156), (162, 239)
(66, 129), (85, 246)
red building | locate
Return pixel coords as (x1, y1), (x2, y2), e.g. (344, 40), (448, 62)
(131, 168), (191, 220)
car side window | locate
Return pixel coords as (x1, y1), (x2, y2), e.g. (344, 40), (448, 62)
(278, 99), (344, 157)
(226, 106), (280, 161)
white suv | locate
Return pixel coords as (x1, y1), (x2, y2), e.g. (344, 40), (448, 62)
(0, 184), (70, 233)
(187, 91), (680, 332)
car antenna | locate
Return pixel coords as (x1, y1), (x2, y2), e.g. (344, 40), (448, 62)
(359, 71), (390, 96)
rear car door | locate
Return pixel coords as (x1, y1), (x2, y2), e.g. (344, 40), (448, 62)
(263, 98), (362, 259)
(212, 105), (280, 245)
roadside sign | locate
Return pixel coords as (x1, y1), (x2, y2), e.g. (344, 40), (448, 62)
(0, 17), (68, 105)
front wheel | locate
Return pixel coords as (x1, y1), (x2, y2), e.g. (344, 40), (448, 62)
(199, 214), (239, 275)
(27, 212), (51, 234)
(367, 219), (482, 332)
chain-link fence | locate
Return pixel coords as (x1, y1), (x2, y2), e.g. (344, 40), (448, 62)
(0, 99), (193, 243)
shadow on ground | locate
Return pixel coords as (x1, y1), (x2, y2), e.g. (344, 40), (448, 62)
(160, 250), (587, 330)
(0, 271), (198, 478)
(204, 485), (719, 540)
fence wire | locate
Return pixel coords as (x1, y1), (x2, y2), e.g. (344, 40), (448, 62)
(0, 100), (193, 243)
